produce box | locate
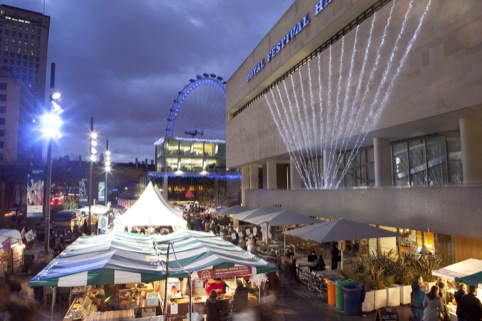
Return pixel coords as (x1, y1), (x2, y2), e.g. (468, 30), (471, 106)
(146, 292), (160, 306)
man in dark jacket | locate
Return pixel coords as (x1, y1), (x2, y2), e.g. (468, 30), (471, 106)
(459, 285), (482, 321)
(454, 283), (468, 321)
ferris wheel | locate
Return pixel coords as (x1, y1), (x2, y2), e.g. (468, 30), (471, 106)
(165, 73), (226, 139)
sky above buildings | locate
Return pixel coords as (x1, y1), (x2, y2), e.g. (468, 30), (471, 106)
(6, 0), (295, 164)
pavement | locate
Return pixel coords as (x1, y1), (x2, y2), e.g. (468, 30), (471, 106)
(17, 240), (412, 321)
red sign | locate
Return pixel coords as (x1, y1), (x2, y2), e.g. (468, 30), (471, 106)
(198, 266), (253, 279)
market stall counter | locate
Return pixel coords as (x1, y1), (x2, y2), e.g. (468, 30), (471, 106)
(63, 283), (162, 321)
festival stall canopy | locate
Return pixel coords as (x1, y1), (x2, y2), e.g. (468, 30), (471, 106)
(29, 232), (163, 287)
(154, 230), (277, 279)
(79, 204), (109, 215)
(114, 182), (187, 228)
(29, 230), (277, 287)
(432, 258), (482, 288)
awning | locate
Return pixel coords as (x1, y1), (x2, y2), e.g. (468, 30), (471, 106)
(432, 258), (482, 288)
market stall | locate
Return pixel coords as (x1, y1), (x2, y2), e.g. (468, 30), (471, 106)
(113, 182), (187, 231)
(30, 230), (277, 321)
(0, 229), (24, 275)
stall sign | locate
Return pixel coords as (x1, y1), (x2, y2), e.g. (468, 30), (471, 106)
(199, 266), (252, 279)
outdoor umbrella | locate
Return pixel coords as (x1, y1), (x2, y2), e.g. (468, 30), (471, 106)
(230, 207), (279, 221)
(214, 205), (250, 216)
(244, 210), (320, 249)
(284, 218), (401, 269)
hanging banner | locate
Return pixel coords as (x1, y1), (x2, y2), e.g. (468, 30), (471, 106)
(79, 179), (88, 206)
(198, 266), (253, 279)
(98, 181), (105, 202)
(26, 169), (44, 218)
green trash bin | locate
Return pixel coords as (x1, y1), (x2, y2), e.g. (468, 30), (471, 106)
(333, 279), (355, 310)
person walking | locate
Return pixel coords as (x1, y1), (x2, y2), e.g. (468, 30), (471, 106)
(330, 243), (340, 270)
(459, 285), (482, 321)
(423, 285), (444, 321)
(454, 283), (468, 321)
(437, 281), (452, 321)
(410, 276), (426, 321)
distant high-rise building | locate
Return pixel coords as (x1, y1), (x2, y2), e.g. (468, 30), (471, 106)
(0, 5), (50, 164)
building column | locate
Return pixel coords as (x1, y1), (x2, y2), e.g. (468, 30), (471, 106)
(290, 159), (302, 190)
(249, 164), (259, 190)
(162, 176), (168, 201)
(460, 118), (482, 185)
(266, 160), (277, 189)
(373, 137), (392, 187)
(241, 166), (250, 206)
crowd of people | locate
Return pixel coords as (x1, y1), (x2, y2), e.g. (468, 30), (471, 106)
(410, 275), (482, 321)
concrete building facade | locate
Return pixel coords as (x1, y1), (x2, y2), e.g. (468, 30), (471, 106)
(226, 0), (482, 262)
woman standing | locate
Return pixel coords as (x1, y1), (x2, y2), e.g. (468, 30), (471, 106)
(206, 290), (221, 321)
(423, 285), (444, 321)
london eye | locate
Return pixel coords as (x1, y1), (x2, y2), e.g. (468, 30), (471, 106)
(165, 73), (226, 140)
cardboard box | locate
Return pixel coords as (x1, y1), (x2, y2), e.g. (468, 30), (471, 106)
(146, 292), (160, 306)
(141, 307), (157, 317)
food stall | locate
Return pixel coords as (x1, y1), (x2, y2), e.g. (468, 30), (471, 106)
(432, 258), (482, 318)
(30, 230), (276, 321)
(0, 229), (24, 275)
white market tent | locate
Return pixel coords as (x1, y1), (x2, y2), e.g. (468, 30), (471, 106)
(114, 182), (187, 230)
(79, 204), (109, 215)
(432, 258), (482, 288)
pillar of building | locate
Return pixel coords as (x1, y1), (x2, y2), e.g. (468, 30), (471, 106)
(249, 164), (259, 190)
(373, 137), (392, 187)
(290, 160), (302, 190)
(241, 166), (250, 206)
(266, 160), (277, 189)
(460, 118), (482, 185)
(162, 176), (168, 200)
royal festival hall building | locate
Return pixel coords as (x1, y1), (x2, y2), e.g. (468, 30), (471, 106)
(226, 0), (482, 263)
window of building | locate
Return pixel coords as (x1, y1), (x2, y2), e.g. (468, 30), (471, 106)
(0, 142), (3, 148)
(0, 95), (6, 101)
(0, 130), (4, 136)
(0, 106), (5, 113)
(0, 83), (6, 90)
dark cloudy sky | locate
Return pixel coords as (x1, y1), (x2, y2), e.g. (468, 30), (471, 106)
(6, 0), (294, 163)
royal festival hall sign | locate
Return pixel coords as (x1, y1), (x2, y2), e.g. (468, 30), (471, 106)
(246, 0), (333, 83)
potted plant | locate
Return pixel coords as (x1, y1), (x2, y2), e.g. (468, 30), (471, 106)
(392, 253), (416, 305)
(413, 254), (442, 289)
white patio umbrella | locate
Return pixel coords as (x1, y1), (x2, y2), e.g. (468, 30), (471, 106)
(285, 218), (401, 269)
(244, 210), (319, 249)
(230, 207), (279, 221)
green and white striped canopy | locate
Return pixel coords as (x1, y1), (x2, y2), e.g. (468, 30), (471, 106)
(154, 230), (277, 279)
(29, 230), (277, 287)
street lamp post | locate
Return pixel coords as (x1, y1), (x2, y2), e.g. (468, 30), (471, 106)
(42, 63), (63, 253)
(88, 117), (97, 235)
(105, 140), (111, 206)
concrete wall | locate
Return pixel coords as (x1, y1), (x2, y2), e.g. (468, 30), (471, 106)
(244, 185), (482, 240)
(226, 0), (482, 168)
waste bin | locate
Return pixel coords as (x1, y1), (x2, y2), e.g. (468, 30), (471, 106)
(342, 283), (364, 316)
(324, 275), (341, 306)
(333, 279), (355, 310)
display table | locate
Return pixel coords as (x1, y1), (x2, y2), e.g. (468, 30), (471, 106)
(84, 310), (135, 321)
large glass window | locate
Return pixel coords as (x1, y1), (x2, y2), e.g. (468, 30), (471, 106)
(179, 141), (190, 155)
(392, 133), (458, 187)
(192, 159), (203, 172)
(165, 158), (178, 172)
(165, 138), (179, 155)
(180, 158), (192, 172)
(192, 142), (203, 156)
(204, 143), (215, 156)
